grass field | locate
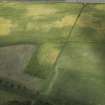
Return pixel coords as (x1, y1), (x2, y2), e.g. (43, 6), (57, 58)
(0, 2), (105, 105)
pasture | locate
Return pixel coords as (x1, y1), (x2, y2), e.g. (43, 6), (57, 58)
(0, 2), (105, 105)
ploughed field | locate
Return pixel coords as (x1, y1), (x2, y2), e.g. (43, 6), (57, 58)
(0, 2), (105, 105)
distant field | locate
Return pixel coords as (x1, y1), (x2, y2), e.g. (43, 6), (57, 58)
(0, 2), (105, 105)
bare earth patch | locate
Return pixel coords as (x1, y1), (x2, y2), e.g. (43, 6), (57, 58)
(26, 22), (53, 32)
(0, 45), (42, 91)
(0, 17), (16, 36)
(94, 5), (105, 11)
(26, 6), (58, 17)
(54, 15), (76, 28)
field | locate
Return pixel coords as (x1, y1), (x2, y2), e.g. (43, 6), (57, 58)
(0, 2), (105, 105)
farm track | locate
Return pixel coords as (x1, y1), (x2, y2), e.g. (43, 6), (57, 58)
(46, 4), (87, 94)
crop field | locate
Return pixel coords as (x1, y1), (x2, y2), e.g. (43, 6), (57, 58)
(0, 2), (105, 105)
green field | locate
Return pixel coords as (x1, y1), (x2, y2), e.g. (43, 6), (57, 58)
(0, 2), (105, 105)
